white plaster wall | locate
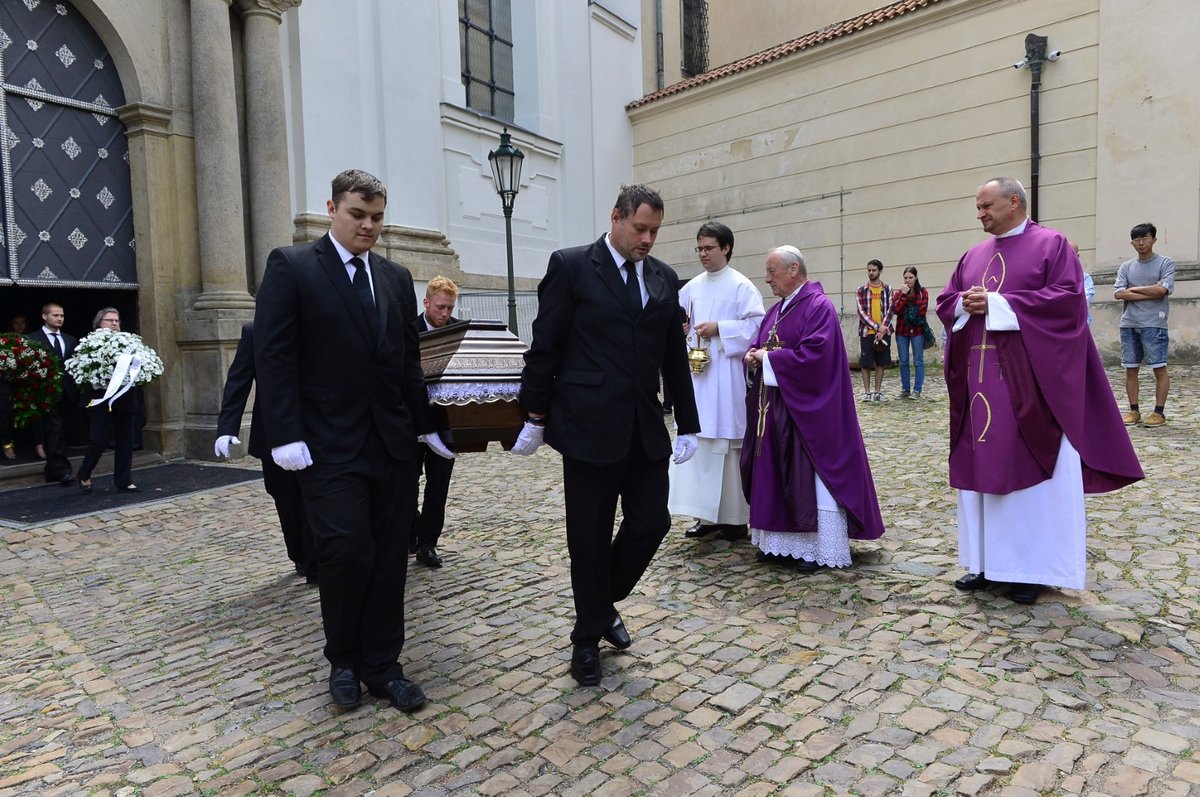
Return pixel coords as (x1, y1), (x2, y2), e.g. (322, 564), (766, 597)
(281, 1), (644, 287)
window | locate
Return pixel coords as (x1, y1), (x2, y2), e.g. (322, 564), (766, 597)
(681, 0), (709, 77)
(459, 0), (514, 121)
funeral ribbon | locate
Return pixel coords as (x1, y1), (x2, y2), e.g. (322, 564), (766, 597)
(87, 351), (142, 408)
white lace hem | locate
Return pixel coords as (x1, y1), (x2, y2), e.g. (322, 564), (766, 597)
(751, 507), (852, 568)
(427, 381), (520, 405)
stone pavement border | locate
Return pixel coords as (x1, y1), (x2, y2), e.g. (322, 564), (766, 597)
(0, 365), (1197, 796)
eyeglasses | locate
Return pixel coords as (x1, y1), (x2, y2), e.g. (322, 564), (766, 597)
(695, 245), (719, 254)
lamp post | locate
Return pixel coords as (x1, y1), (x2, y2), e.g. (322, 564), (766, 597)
(488, 128), (525, 335)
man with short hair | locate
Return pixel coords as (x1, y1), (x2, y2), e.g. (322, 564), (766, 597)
(514, 184), (699, 686)
(1115, 222), (1174, 428)
(254, 169), (454, 713)
(856, 260), (893, 401)
(31, 302), (78, 485)
(742, 246), (885, 571)
(938, 177), (1142, 605)
(669, 221), (764, 542)
(412, 276), (461, 568)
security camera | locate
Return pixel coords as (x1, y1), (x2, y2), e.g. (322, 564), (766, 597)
(1012, 57), (1030, 69)
(1047, 50), (1062, 61)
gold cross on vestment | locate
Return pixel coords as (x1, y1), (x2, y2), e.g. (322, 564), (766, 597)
(970, 329), (997, 384)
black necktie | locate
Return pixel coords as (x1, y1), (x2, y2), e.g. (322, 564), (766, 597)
(349, 257), (379, 339)
(51, 333), (63, 358)
(623, 261), (642, 311)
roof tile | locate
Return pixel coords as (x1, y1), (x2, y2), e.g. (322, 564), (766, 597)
(628, 0), (942, 109)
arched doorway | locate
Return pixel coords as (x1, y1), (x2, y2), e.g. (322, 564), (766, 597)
(0, 0), (137, 341)
(1, 0), (137, 460)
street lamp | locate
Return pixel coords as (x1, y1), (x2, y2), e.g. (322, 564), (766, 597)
(488, 128), (525, 335)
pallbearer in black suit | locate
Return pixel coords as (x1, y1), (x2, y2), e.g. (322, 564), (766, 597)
(31, 302), (78, 485)
(412, 276), (460, 568)
(254, 170), (455, 713)
(214, 322), (316, 582)
(515, 184), (701, 686)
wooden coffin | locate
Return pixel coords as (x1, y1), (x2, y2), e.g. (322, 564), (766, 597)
(419, 319), (528, 453)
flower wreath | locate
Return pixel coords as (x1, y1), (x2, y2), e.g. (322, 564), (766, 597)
(0, 334), (64, 428)
(64, 328), (165, 405)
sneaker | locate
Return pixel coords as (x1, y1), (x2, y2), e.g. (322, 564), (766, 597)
(1142, 411), (1166, 428)
(907, 391), (921, 401)
(874, 392), (888, 402)
(898, 390), (910, 400)
(862, 392), (873, 403)
(1121, 410), (1141, 426)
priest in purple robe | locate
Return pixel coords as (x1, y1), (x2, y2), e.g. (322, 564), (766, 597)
(740, 246), (885, 571)
(937, 177), (1143, 605)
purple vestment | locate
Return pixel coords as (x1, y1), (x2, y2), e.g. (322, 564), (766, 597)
(936, 222), (1142, 494)
(740, 281), (885, 540)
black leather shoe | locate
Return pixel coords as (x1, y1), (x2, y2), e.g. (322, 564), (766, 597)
(718, 524), (748, 541)
(756, 550), (781, 563)
(1009, 583), (1041, 605)
(954, 572), (990, 591)
(792, 557), (822, 573)
(602, 614), (632, 650)
(415, 546), (443, 568)
(60, 475), (75, 486)
(571, 643), (601, 686)
(684, 521), (720, 539)
(368, 678), (427, 712)
(328, 667), (361, 708)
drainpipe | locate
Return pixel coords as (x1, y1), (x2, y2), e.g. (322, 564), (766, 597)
(655, 0), (664, 89)
(1012, 34), (1061, 221)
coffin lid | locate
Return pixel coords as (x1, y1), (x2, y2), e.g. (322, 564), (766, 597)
(419, 319), (527, 383)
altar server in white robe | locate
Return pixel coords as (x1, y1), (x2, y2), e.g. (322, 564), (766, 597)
(669, 222), (765, 541)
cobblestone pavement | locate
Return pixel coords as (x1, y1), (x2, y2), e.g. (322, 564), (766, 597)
(1, 366), (1197, 797)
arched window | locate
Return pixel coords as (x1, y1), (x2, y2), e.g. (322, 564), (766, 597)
(0, 0), (135, 287)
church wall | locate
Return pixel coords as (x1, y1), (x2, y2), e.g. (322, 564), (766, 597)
(629, 0), (1200, 362)
(281, 1), (644, 297)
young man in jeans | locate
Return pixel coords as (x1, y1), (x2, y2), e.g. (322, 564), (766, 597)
(856, 259), (893, 401)
(1114, 222), (1175, 428)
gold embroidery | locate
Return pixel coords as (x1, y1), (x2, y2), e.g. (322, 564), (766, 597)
(970, 392), (993, 446)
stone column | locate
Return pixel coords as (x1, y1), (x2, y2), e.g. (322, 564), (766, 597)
(237, 0), (301, 291)
(190, 0), (255, 310)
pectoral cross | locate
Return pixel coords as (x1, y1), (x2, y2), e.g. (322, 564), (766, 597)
(763, 327), (784, 351)
(970, 330), (997, 384)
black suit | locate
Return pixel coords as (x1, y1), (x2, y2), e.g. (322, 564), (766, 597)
(216, 322), (314, 576)
(30, 328), (78, 481)
(413, 313), (457, 549)
(520, 235), (699, 644)
(254, 233), (433, 686)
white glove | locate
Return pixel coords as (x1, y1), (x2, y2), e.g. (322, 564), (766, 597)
(272, 441), (313, 471)
(419, 432), (456, 460)
(673, 434), (698, 465)
(511, 421), (545, 456)
(214, 435), (240, 458)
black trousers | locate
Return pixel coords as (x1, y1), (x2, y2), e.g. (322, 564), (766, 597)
(414, 441), (455, 547)
(562, 430), (671, 644)
(77, 400), (134, 488)
(261, 456), (315, 576)
(41, 400), (74, 481)
(298, 431), (419, 686)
